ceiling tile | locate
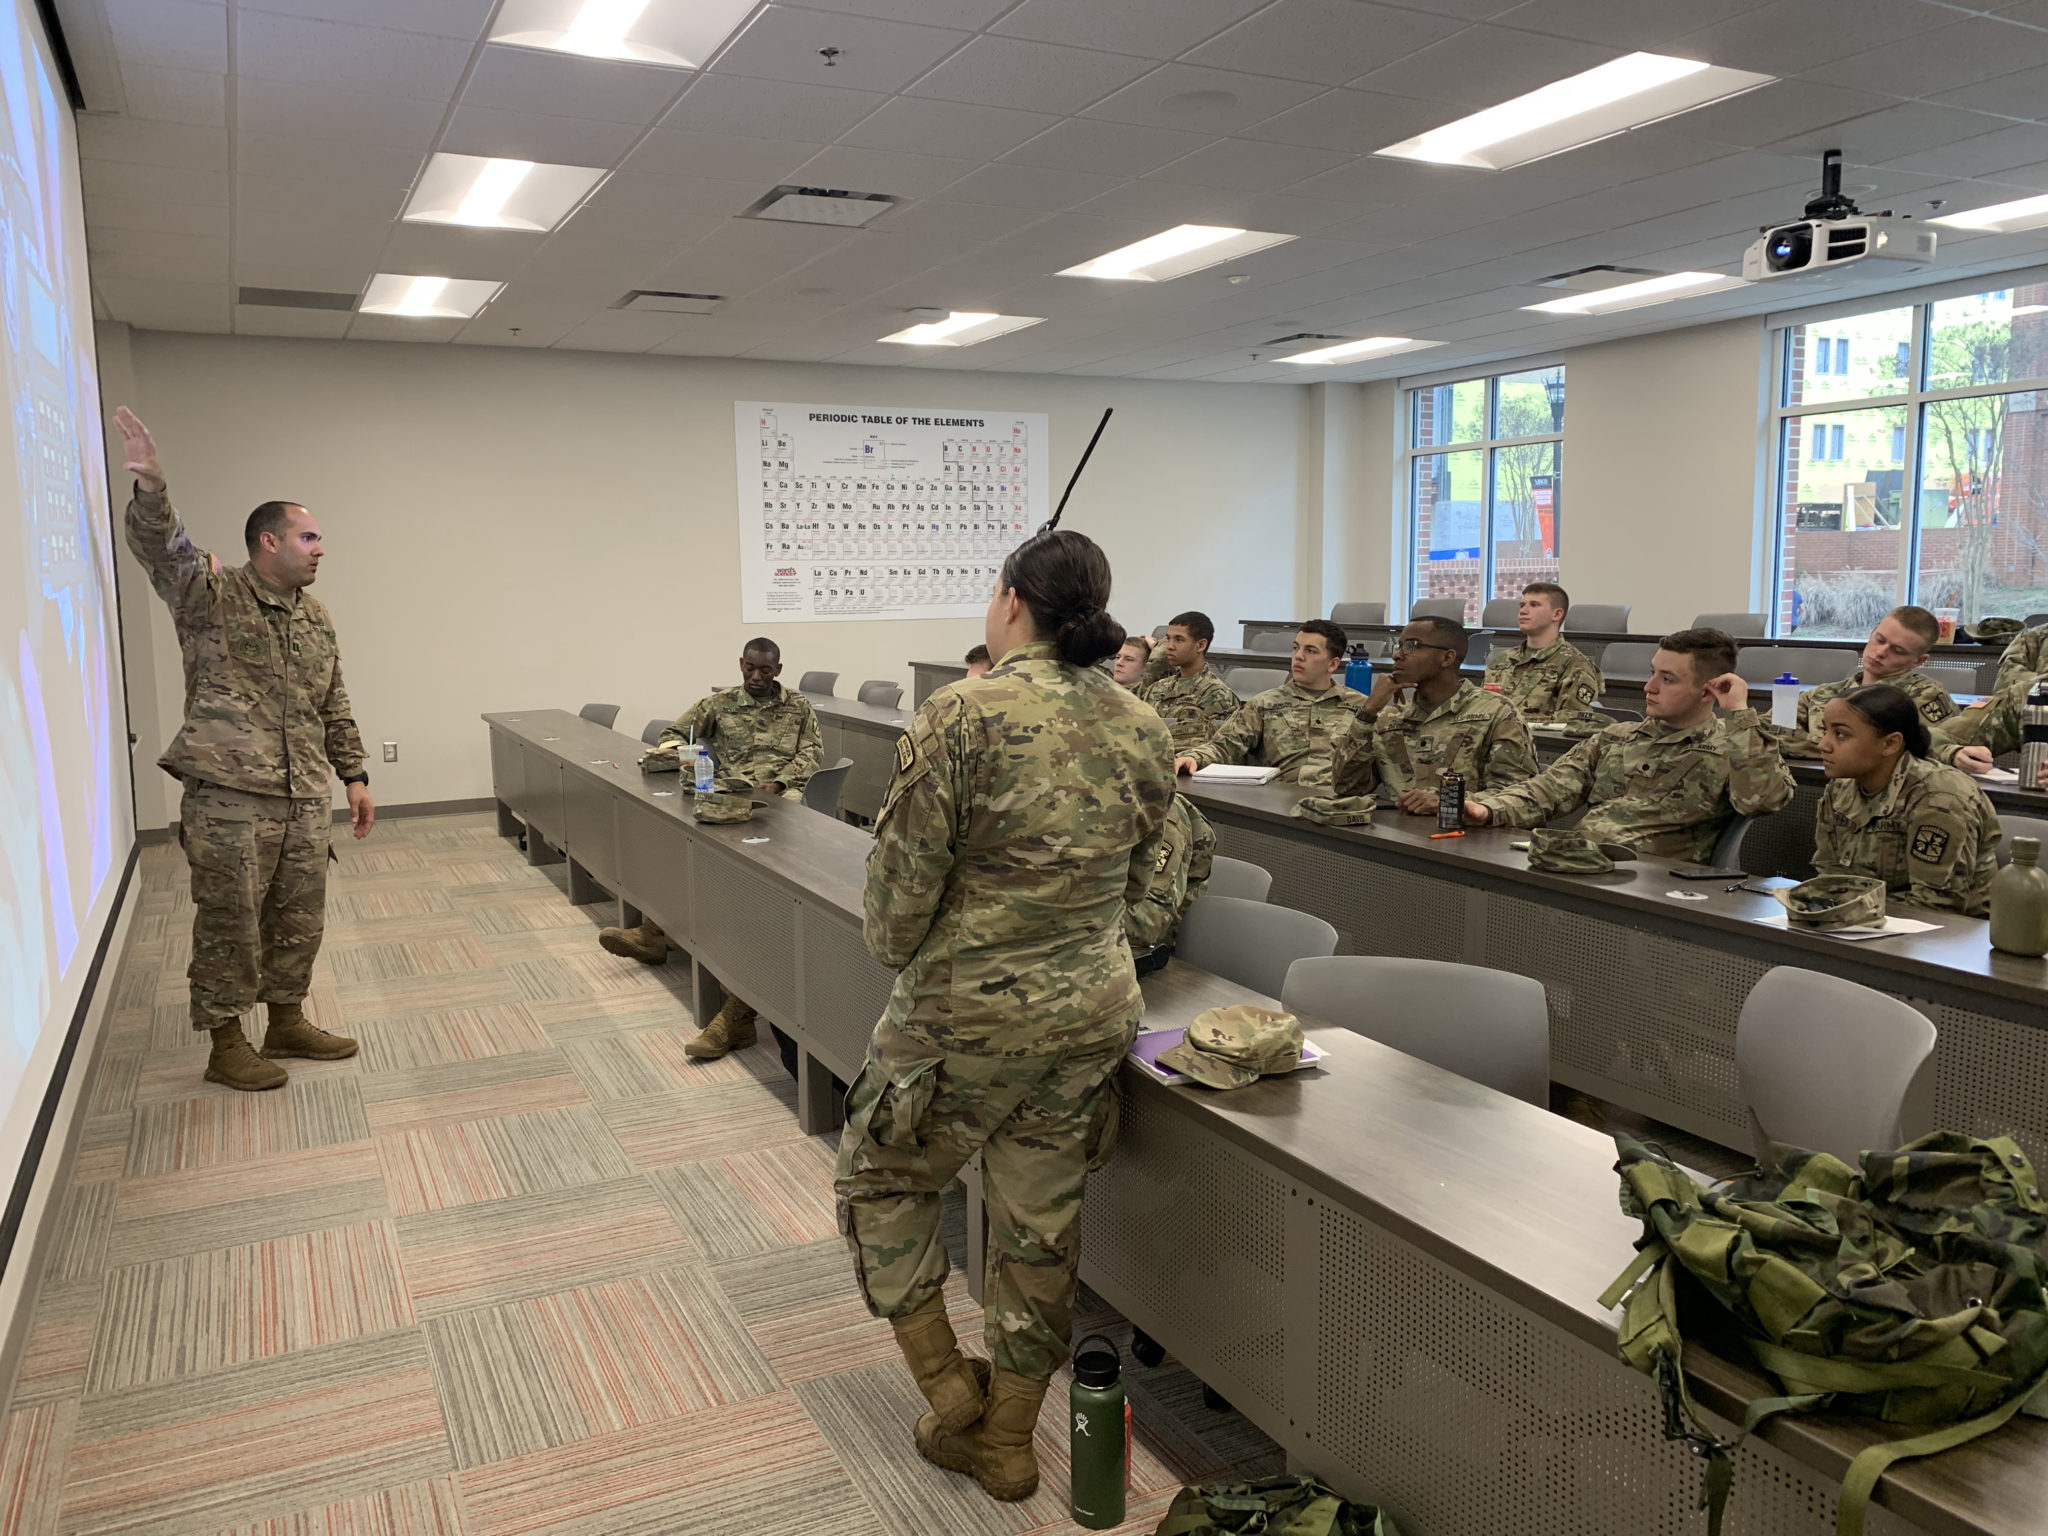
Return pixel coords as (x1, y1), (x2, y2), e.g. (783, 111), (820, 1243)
(1224, 189), (1379, 233)
(104, 0), (226, 74)
(234, 173), (404, 219)
(552, 310), (688, 353)
(790, 144), (978, 197)
(236, 0), (494, 39)
(905, 37), (1157, 115)
(780, 0), (1014, 25)
(1488, 0), (1774, 49)
(232, 305), (352, 339)
(1773, 102), (2025, 163)
(623, 128), (825, 184)
(235, 78), (447, 151)
(452, 302), (583, 347)
(440, 106), (645, 167)
(1001, 118), (1212, 177)
(1802, 15), (2048, 98)
(661, 72), (887, 141)
(587, 170), (768, 217)
(1146, 137), (1351, 190)
(846, 196), (1042, 248)
(1652, 80), (1898, 149)
(1880, 123), (2048, 179)
(653, 219), (860, 294)
(76, 117), (227, 171)
(938, 161), (1126, 211)
(85, 227), (230, 284)
(1286, 154), (1468, 205)
(1185, 1), (1465, 87)
(86, 196), (230, 237)
(235, 12), (471, 100)
(234, 131), (423, 188)
(348, 313), (466, 343)
(990, 0), (1272, 60)
(1349, 24), (1617, 105)
(82, 160), (227, 205)
(839, 98), (1060, 161)
(1931, 63), (2048, 122)
(644, 324), (757, 357)
(1236, 89), (1446, 155)
(517, 233), (688, 298)
(461, 46), (687, 125)
(115, 64), (226, 127)
(233, 227), (388, 281)
(375, 221), (548, 277)
(777, 231), (951, 303)
(712, 7), (972, 94)
(554, 204), (726, 248)
(1084, 63), (1324, 133)
(1668, 0), (1954, 76)
(94, 277), (230, 332)
(1066, 178), (1249, 224)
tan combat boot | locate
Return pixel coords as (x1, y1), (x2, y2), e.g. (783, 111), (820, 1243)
(259, 1002), (359, 1060)
(891, 1297), (989, 1439)
(683, 998), (757, 1060)
(917, 1368), (1048, 1502)
(205, 1021), (289, 1091)
(598, 922), (668, 964)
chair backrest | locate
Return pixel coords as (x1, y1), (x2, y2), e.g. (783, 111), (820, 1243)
(1174, 896), (1338, 999)
(1712, 812), (1756, 869)
(2024, 613), (2048, 629)
(802, 757), (855, 815)
(1736, 967), (1937, 1163)
(1592, 703), (1643, 722)
(1410, 597), (1466, 623)
(1282, 956), (1550, 1106)
(1693, 611), (1768, 637)
(1563, 604), (1631, 633)
(578, 702), (621, 729)
(640, 718), (669, 746)
(1598, 642), (1659, 683)
(1479, 598), (1521, 630)
(799, 670), (838, 696)
(1736, 646), (1858, 685)
(1248, 632), (1295, 655)
(1329, 601), (1386, 628)
(857, 679), (902, 709)
(1226, 666), (1288, 697)
(1204, 855), (1273, 903)
(1997, 814), (2048, 867)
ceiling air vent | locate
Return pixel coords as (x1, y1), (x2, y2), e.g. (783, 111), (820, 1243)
(1259, 332), (1345, 348)
(238, 286), (359, 312)
(742, 185), (895, 228)
(1527, 264), (1657, 290)
(613, 290), (724, 315)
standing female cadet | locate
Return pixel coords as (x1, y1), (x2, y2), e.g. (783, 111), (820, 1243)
(1813, 683), (2002, 915)
(834, 529), (1176, 1503)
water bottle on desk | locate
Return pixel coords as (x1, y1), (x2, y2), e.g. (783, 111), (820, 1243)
(1345, 655), (1374, 693)
(1771, 673), (1801, 729)
(2021, 678), (2048, 792)
(693, 745), (714, 797)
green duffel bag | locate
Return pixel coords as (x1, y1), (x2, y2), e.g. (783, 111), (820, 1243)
(1154, 1475), (1402, 1535)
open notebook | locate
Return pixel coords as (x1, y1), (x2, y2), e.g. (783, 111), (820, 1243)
(1192, 764), (1281, 785)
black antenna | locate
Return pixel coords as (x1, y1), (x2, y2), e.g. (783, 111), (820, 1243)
(1044, 408), (1113, 531)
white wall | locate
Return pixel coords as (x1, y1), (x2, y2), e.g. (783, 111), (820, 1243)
(117, 333), (1314, 825)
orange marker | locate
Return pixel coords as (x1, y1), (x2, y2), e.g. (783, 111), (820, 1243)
(1430, 829), (1465, 840)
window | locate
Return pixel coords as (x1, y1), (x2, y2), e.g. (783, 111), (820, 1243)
(1405, 364), (1563, 622)
(1771, 282), (2048, 638)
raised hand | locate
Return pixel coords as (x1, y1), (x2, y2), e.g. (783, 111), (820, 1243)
(114, 406), (164, 492)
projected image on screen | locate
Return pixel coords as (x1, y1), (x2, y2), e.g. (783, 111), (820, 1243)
(0, 0), (126, 1135)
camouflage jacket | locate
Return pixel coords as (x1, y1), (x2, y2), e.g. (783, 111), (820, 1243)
(1470, 706), (1796, 861)
(1930, 674), (2046, 767)
(1183, 678), (1368, 790)
(656, 684), (822, 791)
(123, 488), (366, 797)
(1813, 753), (2001, 916)
(1125, 796), (1217, 949)
(1330, 680), (1538, 798)
(863, 641), (1176, 1054)
(1137, 663), (1241, 754)
(1993, 623), (2048, 696)
(1482, 637), (1603, 721)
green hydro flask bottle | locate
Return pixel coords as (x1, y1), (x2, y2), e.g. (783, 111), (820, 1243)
(1069, 1334), (1128, 1529)
(1990, 836), (2048, 958)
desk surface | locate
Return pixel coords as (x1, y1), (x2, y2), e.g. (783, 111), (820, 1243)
(1239, 617), (2014, 663)
(807, 693), (914, 730)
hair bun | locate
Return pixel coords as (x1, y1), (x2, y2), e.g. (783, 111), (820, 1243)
(1056, 608), (1125, 667)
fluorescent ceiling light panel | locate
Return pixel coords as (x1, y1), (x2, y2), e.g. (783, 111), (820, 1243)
(1058, 225), (1295, 282)
(878, 312), (1044, 346)
(403, 152), (605, 232)
(489, 0), (757, 67)
(360, 274), (505, 319)
(1930, 193), (2048, 233)
(1377, 52), (1774, 170)
(1522, 271), (1746, 315)
(1282, 336), (1440, 365)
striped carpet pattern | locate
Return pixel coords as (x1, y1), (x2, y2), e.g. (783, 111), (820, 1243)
(0, 811), (1279, 1535)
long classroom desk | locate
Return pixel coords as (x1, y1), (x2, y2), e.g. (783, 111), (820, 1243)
(486, 706), (2047, 1536)
(808, 692), (914, 819)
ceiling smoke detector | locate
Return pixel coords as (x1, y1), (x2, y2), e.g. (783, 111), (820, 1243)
(744, 185), (896, 228)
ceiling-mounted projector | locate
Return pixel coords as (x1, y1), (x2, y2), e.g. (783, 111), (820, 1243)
(1742, 150), (1936, 282)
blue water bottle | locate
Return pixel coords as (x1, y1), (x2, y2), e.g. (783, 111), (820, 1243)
(1344, 656), (1375, 693)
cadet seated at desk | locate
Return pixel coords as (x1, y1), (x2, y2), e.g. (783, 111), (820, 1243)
(1812, 683), (2000, 916)
(1992, 620), (2048, 696)
(1110, 633), (1152, 687)
(1124, 794), (1216, 963)
(1137, 610), (1240, 754)
(964, 643), (991, 678)
(1332, 616), (1537, 815)
(1766, 605), (1955, 758)
(1483, 581), (1605, 722)
(600, 636), (822, 1059)
(1173, 619), (1364, 789)
(1932, 673), (2048, 791)
(1463, 627), (1796, 860)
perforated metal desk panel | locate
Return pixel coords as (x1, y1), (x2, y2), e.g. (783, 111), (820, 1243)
(484, 710), (2048, 1536)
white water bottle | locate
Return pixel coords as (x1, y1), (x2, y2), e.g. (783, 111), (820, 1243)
(1771, 672), (1801, 729)
(693, 745), (714, 796)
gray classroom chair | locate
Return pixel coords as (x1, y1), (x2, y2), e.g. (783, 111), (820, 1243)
(1480, 598), (1521, 629)
(1712, 813), (1757, 869)
(857, 680), (902, 709)
(803, 757), (854, 816)
(799, 670), (838, 695)
(1329, 601), (1386, 628)
(1598, 642), (1658, 684)
(1917, 664), (1977, 696)
(1736, 646), (1858, 686)
(1736, 967), (1936, 1163)
(1153, 624), (1169, 639)
(640, 718), (668, 746)
(1226, 666), (1288, 697)
(1693, 612), (1768, 637)
(1280, 956), (1551, 1107)
(578, 702), (620, 729)
(1997, 814), (2048, 867)
(1204, 855), (1272, 903)
(1592, 703), (1643, 723)
(1249, 632), (1295, 655)
(1410, 598), (1466, 624)
(1562, 604), (1631, 633)
(1174, 895), (1338, 1000)
(2025, 613), (2048, 629)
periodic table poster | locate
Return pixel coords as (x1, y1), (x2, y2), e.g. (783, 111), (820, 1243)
(735, 400), (1049, 623)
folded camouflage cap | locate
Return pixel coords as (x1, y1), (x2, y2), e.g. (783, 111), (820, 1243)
(1775, 873), (1886, 929)
(1961, 616), (2024, 644)
(1158, 1005), (1303, 1090)
(693, 790), (755, 824)
(1526, 827), (1637, 874)
(1291, 795), (1375, 827)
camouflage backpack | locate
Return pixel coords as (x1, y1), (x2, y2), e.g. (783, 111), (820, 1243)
(1154, 1475), (1401, 1535)
(1603, 1132), (2048, 1536)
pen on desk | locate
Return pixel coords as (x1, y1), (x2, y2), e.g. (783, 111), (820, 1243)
(1429, 829), (1464, 840)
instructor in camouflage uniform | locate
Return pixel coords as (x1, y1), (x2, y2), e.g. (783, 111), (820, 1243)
(599, 637), (821, 1058)
(115, 407), (371, 1093)
(834, 529), (1174, 1505)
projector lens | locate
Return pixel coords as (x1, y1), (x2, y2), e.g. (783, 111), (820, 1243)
(1765, 225), (1811, 272)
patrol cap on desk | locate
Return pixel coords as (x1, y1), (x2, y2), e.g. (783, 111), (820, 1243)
(1775, 873), (1886, 929)
(1157, 1005), (1303, 1090)
(1526, 827), (1637, 874)
(1292, 795), (1375, 827)
(693, 790), (755, 824)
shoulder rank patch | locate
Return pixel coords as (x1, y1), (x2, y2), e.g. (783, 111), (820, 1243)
(1921, 698), (1946, 721)
(1155, 843), (1172, 871)
(1575, 681), (1597, 703)
(1911, 824), (1951, 862)
(895, 733), (915, 774)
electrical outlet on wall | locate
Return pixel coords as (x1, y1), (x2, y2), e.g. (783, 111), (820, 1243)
(382, 742), (398, 762)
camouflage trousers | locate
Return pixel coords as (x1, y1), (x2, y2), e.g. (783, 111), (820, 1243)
(833, 1015), (1133, 1380)
(179, 780), (331, 1029)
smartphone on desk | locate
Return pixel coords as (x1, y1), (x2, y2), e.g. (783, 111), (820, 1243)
(1670, 866), (1748, 880)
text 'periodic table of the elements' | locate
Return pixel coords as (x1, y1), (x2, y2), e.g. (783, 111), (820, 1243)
(734, 400), (1050, 623)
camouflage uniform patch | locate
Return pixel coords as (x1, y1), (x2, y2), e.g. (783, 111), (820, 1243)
(1137, 663), (1241, 754)
(1124, 796), (1216, 949)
